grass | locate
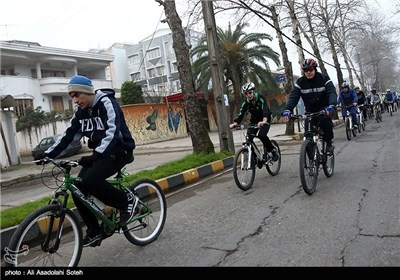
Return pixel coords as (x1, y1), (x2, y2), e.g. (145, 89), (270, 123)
(0, 151), (233, 229)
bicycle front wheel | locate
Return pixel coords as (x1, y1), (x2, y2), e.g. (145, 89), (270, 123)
(6, 205), (82, 267)
(266, 140), (281, 176)
(299, 139), (319, 195)
(233, 147), (256, 191)
(323, 152), (335, 178)
(345, 118), (352, 140)
(123, 179), (167, 246)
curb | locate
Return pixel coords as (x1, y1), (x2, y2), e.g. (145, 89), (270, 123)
(1, 157), (234, 252)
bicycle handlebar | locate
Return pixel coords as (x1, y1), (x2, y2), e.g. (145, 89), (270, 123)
(231, 124), (259, 130)
(290, 111), (325, 120)
(33, 157), (79, 169)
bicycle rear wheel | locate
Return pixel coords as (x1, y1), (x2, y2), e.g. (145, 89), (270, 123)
(266, 140), (281, 176)
(6, 205), (82, 267)
(233, 147), (256, 191)
(299, 139), (319, 195)
(123, 179), (167, 246)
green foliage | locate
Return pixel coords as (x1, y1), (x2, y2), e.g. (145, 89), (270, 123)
(190, 22), (281, 97)
(121, 81), (145, 105)
(16, 107), (73, 132)
(0, 151), (233, 229)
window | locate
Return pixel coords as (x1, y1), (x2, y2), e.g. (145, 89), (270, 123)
(131, 72), (141, 81)
(41, 70), (66, 78)
(146, 48), (161, 60)
(172, 62), (178, 73)
(148, 68), (156, 78)
(128, 54), (140, 65)
(15, 99), (33, 116)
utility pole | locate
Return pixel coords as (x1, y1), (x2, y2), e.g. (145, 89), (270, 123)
(201, 1), (234, 152)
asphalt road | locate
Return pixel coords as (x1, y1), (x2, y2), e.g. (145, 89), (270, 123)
(75, 113), (400, 266)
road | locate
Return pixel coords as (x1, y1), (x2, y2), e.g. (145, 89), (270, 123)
(71, 112), (400, 266)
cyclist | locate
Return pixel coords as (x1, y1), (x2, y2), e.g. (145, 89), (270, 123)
(370, 88), (382, 113)
(384, 89), (394, 113)
(282, 58), (337, 154)
(34, 75), (137, 247)
(337, 82), (358, 128)
(355, 86), (367, 120)
(229, 82), (279, 161)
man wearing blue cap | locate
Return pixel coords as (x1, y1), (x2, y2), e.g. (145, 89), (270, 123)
(35, 75), (136, 247)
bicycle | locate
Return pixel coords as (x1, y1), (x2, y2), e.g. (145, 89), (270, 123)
(356, 105), (366, 133)
(291, 112), (335, 195)
(232, 124), (281, 191)
(5, 158), (167, 267)
(338, 105), (358, 140)
(373, 104), (382, 123)
(387, 101), (394, 116)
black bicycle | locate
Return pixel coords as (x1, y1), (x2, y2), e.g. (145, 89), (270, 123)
(5, 158), (167, 267)
(291, 112), (335, 195)
(232, 124), (281, 191)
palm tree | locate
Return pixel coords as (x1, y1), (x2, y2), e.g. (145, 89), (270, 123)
(190, 22), (281, 117)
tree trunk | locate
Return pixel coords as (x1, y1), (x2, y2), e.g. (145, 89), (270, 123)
(157, 0), (214, 153)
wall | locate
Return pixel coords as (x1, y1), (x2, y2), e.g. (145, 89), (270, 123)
(1, 110), (20, 168)
(15, 103), (191, 157)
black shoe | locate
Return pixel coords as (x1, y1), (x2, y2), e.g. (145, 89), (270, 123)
(119, 191), (138, 226)
(271, 149), (279, 161)
(326, 142), (335, 154)
(82, 233), (102, 247)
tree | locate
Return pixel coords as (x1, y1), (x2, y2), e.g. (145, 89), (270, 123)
(156, 0), (214, 154)
(190, 21), (281, 117)
(120, 81), (145, 105)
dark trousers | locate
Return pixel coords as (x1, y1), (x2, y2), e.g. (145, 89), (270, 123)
(311, 114), (334, 143)
(247, 123), (274, 152)
(72, 154), (132, 236)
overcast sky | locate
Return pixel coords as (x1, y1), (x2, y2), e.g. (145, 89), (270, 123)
(1, 0), (398, 84)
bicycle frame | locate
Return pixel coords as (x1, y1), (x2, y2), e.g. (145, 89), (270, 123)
(300, 112), (325, 153)
(51, 162), (135, 233)
(240, 124), (266, 169)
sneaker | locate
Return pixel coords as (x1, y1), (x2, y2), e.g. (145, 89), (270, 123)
(271, 149), (279, 162)
(326, 142), (335, 154)
(353, 124), (358, 129)
(119, 191), (138, 226)
(82, 233), (102, 247)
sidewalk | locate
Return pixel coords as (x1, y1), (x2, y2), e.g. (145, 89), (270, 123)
(0, 123), (296, 187)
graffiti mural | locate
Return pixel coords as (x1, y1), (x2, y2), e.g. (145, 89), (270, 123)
(122, 103), (187, 144)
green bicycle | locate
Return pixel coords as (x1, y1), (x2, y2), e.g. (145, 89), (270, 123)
(5, 158), (167, 267)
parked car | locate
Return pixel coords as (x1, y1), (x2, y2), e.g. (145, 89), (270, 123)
(31, 134), (82, 159)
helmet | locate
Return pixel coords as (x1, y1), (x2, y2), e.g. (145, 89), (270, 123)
(301, 58), (318, 69)
(354, 86), (360, 90)
(386, 89), (391, 92)
(242, 82), (255, 94)
(371, 88), (377, 93)
(341, 81), (349, 88)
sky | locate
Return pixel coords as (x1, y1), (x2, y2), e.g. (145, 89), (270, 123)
(1, 0), (399, 85)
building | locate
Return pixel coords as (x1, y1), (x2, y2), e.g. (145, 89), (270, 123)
(120, 28), (202, 102)
(0, 40), (114, 167)
(0, 40), (113, 116)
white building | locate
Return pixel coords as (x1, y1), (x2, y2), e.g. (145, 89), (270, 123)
(0, 40), (113, 115)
